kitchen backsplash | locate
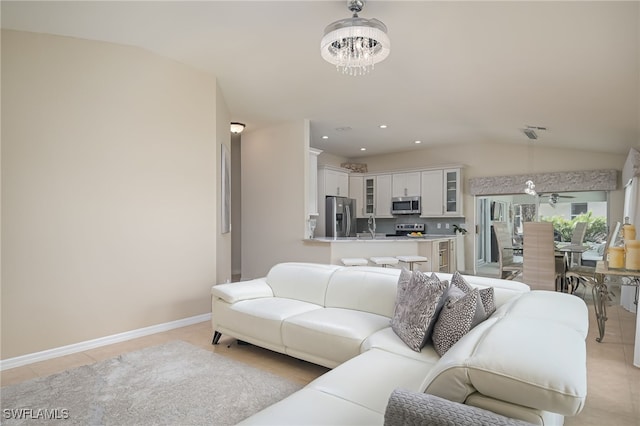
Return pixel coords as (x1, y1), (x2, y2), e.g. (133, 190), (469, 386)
(356, 217), (467, 235)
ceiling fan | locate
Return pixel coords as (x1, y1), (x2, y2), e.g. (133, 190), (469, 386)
(539, 192), (575, 207)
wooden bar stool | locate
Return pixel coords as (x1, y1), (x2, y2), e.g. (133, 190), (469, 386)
(396, 255), (428, 271)
(341, 258), (368, 267)
(369, 257), (399, 268)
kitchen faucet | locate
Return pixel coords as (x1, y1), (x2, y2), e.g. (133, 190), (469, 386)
(368, 214), (376, 238)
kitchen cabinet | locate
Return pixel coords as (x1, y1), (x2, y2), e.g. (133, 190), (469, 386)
(392, 172), (421, 197)
(420, 168), (463, 217)
(444, 168), (462, 215)
(319, 166), (349, 197)
(364, 177), (375, 216)
(430, 238), (455, 273)
(349, 175), (366, 218)
(375, 174), (393, 218)
(420, 170), (444, 216)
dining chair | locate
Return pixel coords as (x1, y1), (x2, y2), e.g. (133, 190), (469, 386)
(523, 222), (556, 291)
(569, 222), (588, 266)
(565, 222), (620, 295)
(492, 221), (523, 280)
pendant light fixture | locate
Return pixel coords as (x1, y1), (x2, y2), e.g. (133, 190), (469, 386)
(320, 0), (390, 76)
(522, 126), (546, 196)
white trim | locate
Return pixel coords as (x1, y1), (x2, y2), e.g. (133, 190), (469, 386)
(0, 313), (211, 371)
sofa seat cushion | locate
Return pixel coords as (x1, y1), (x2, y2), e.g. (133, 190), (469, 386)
(236, 388), (382, 426)
(217, 298), (322, 348)
(307, 348), (436, 414)
(282, 308), (391, 368)
(362, 327), (442, 365)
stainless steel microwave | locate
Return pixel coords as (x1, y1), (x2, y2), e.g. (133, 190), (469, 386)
(391, 196), (421, 215)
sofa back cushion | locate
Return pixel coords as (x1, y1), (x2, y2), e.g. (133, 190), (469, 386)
(434, 273), (530, 307)
(325, 266), (400, 317)
(266, 262), (341, 306)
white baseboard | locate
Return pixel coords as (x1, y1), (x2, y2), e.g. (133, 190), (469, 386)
(0, 313), (212, 371)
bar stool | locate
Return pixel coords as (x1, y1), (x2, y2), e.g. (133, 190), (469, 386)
(341, 258), (368, 267)
(396, 255), (428, 271)
(369, 257), (399, 268)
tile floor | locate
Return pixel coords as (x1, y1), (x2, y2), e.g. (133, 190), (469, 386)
(2, 290), (639, 425)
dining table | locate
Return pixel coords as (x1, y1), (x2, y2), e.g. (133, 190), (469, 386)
(593, 261), (640, 343)
(555, 243), (590, 293)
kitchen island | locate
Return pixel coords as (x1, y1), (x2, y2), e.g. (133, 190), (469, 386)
(304, 236), (456, 273)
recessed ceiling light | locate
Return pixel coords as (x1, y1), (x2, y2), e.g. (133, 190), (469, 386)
(322, 135), (329, 139)
(379, 124), (388, 129)
(360, 147), (366, 151)
(414, 140), (422, 144)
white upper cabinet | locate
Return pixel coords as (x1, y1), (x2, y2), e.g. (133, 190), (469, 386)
(364, 177), (375, 216)
(420, 168), (463, 217)
(320, 167), (349, 197)
(375, 174), (393, 218)
(443, 168), (462, 216)
(421, 170), (445, 216)
(349, 175), (366, 218)
(392, 172), (421, 197)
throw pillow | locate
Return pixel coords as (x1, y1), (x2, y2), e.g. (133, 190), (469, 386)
(432, 288), (480, 356)
(451, 271), (496, 321)
(391, 270), (448, 352)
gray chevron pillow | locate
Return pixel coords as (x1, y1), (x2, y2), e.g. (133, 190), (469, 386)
(384, 389), (535, 426)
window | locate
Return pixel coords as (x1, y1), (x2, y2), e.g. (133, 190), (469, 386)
(571, 203), (588, 219)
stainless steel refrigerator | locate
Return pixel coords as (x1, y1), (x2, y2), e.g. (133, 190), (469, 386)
(325, 196), (356, 238)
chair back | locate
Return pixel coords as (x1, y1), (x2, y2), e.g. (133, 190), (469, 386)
(571, 222), (588, 244)
(493, 221), (522, 279)
(523, 222), (556, 290)
(570, 222), (588, 265)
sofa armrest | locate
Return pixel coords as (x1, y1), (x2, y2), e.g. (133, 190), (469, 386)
(211, 279), (273, 304)
(384, 389), (535, 426)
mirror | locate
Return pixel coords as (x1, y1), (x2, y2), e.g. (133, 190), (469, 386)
(474, 191), (609, 277)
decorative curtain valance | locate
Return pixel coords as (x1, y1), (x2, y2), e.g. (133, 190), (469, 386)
(469, 169), (618, 196)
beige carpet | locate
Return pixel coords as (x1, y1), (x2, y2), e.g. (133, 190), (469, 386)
(0, 340), (302, 425)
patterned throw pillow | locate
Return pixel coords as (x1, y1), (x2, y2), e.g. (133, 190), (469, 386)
(391, 270), (448, 352)
(432, 288), (481, 356)
(451, 271), (496, 322)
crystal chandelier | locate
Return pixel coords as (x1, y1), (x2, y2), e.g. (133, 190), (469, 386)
(320, 0), (390, 76)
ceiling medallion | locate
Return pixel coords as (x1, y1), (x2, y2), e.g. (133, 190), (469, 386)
(320, 0), (390, 76)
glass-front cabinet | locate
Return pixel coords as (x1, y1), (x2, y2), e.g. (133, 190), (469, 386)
(444, 168), (461, 215)
(365, 177), (375, 215)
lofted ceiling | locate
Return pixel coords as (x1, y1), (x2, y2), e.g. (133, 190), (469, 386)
(2, 1), (639, 158)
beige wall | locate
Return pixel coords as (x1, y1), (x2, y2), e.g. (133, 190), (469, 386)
(240, 120), (328, 279)
(1, 30), (223, 359)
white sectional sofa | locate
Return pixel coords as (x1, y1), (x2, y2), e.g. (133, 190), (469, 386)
(211, 262), (588, 425)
